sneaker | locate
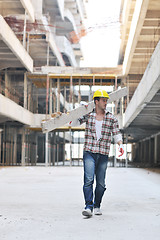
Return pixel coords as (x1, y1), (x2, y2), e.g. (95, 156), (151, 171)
(82, 208), (92, 217)
(94, 208), (102, 215)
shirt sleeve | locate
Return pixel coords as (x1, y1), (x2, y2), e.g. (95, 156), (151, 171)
(78, 113), (90, 125)
(112, 115), (122, 137)
(114, 133), (122, 143)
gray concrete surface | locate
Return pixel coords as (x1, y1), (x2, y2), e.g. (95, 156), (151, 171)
(0, 166), (160, 240)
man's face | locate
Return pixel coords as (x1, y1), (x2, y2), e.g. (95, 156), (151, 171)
(96, 97), (108, 110)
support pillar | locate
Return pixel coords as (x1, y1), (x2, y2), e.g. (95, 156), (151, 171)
(57, 78), (60, 112)
(24, 73), (28, 109)
(63, 132), (65, 165)
(5, 70), (11, 98)
(28, 82), (32, 111)
(21, 129), (26, 166)
(69, 128), (72, 167)
(45, 132), (49, 167)
(154, 135), (157, 165)
(46, 74), (49, 114)
(49, 79), (53, 114)
(13, 131), (17, 165)
(53, 80), (56, 113)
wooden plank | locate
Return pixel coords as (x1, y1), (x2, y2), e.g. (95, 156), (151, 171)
(41, 87), (128, 133)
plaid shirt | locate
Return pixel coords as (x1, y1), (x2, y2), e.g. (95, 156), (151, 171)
(79, 108), (121, 155)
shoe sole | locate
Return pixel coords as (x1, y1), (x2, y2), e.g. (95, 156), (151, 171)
(94, 212), (102, 215)
(82, 210), (92, 217)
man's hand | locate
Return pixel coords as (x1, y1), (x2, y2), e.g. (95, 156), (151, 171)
(118, 144), (124, 157)
(51, 112), (62, 118)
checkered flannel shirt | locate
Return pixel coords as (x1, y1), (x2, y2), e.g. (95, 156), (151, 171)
(79, 108), (121, 155)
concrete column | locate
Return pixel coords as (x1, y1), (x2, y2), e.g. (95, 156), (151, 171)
(49, 80), (53, 114)
(139, 141), (142, 164)
(57, 78), (60, 112)
(45, 132), (49, 167)
(146, 139), (150, 164)
(148, 137), (154, 166)
(63, 132), (65, 165)
(46, 75), (49, 114)
(35, 87), (38, 113)
(154, 135), (158, 165)
(30, 133), (38, 165)
(56, 132), (59, 165)
(5, 70), (11, 98)
(24, 73), (28, 109)
(48, 134), (51, 166)
(53, 80), (56, 113)
(157, 134), (160, 165)
(150, 137), (154, 166)
(52, 132), (56, 166)
(21, 129), (26, 166)
(13, 131), (17, 165)
(28, 82), (32, 111)
(69, 128), (72, 166)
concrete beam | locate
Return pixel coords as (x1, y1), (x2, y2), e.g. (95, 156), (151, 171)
(20, 0), (35, 22)
(55, 36), (77, 67)
(41, 16), (65, 67)
(124, 40), (160, 128)
(123, 0), (150, 75)
(0, 93), (34, 126)
(0, 93), (46, 128)
(48, 33), (65, 67)
(0, 15), (33, 72)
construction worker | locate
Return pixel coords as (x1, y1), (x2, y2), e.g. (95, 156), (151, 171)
(72, 89), (124, 217)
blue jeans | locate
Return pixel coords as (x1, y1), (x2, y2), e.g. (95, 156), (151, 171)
(83, 151), (108, 210)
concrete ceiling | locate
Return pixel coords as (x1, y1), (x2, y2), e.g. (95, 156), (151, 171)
(119, 0), (160, 100)
(119, 0), (160, 142)
(124, 89), (160, 142)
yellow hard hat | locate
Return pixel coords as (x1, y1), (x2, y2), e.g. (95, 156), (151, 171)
(93, 89), (110, 99)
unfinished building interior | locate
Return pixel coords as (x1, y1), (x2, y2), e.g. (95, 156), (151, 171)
(0, 0), (160, 168)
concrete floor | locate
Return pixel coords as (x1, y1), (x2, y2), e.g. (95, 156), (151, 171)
(0, 166), (160, 240)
